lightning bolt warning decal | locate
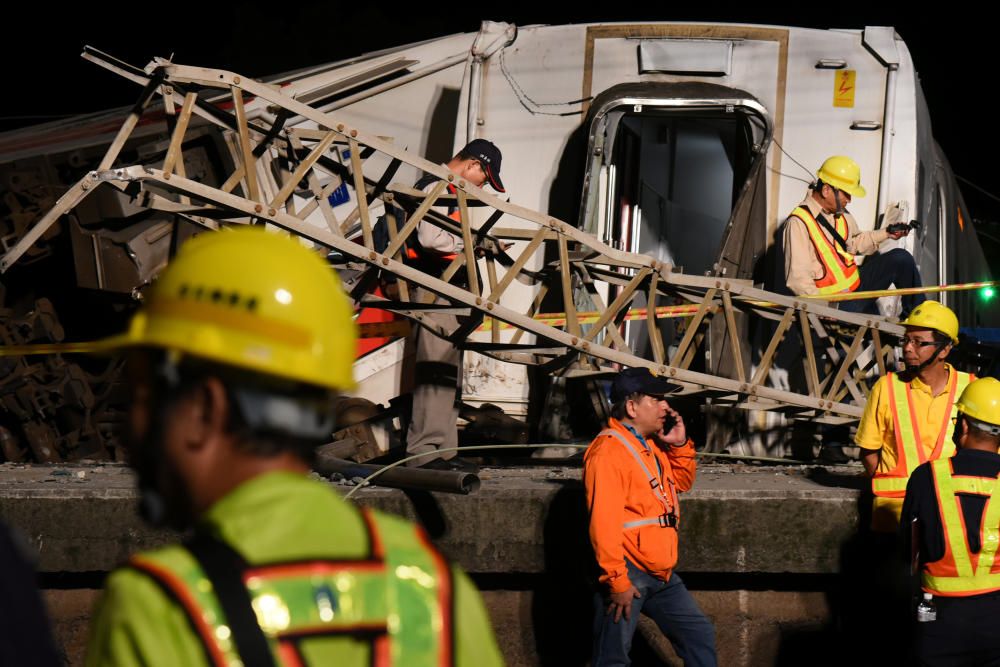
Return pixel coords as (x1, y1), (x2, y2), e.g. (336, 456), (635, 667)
(834, 70), (856, 108)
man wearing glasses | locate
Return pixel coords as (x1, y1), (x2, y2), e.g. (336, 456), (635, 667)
(584, 367), (716, 666)
(856, 301), (973, 533)
(782, 155), (924, 317)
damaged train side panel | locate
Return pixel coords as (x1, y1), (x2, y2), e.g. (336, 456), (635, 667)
(0, 21), (993, 462)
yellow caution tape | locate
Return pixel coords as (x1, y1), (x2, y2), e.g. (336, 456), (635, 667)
(0, 321), (412, 357)
(3, 281), (992, 355)
(804, 280), (998, 302)
(471, 280), (998, 333)
(475, 303), (703, 332)
(0, 341), (112, 357)
(357, 320), (411, 339)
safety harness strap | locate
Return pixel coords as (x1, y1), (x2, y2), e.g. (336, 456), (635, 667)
(599, 429), (677, 527)
(185, 532), (278, 667)
(791, 206), (860, 295)
(623, 515), (678, 529)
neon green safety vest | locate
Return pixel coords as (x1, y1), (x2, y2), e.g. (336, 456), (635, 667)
(923, 458), (1000, 596)
(127, 508), (454, 667)
(791, 206), (861, 295)
(872, 371), (972, 497)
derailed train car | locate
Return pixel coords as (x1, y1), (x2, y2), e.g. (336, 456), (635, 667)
(0, 21), (994, 461)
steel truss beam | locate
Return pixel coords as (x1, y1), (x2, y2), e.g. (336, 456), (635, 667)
(2, 60), (907, 423)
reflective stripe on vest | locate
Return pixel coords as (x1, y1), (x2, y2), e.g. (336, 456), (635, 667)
(922, 458), (1000, 596)
(129, 509), (453, 667)
(598, 429), (679, 530)
(623, 515), (678, 529)
(791, 206), (861, 295)
(872, 371), (971, 497)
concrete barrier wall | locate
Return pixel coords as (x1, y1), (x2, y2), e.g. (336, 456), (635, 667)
(4, 463), (874, 665)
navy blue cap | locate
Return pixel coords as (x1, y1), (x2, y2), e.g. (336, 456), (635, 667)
(461, 139), (504, 192)
(609, 367), (681, 403)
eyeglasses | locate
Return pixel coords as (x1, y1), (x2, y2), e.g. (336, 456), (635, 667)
(900, 338), (939, 349)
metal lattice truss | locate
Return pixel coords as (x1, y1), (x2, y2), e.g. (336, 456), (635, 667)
(0, 57), (906, 423)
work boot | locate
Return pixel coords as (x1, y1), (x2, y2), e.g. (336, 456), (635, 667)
(819, 445), (850, 464)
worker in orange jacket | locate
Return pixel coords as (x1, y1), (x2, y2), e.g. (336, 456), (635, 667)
(584, 367), (716, 666)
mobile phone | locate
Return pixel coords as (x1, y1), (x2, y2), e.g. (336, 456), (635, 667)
(661, 414), (677, 434)
(886, 219), (921, 235)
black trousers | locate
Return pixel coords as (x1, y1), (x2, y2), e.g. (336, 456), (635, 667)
(839, 248), (926, 317)
(0, 521), (61, 666)
(916, 593), (1000, 666)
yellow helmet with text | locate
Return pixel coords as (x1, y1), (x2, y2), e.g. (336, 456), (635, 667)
(816, 156), (867, 198)
(109, 226), (357, 391)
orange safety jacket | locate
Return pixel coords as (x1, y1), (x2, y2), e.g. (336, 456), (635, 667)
(791, 205), (861, 294)
(583, 418), (697, 593)
(922, 458), (1000, 597)
(599, 428), (681, 529)
(872, 371), (973, 497)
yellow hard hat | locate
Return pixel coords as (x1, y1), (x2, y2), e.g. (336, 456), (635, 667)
(901, 300), (959, 343)
(956, 378), (1000, 430)
(817, 156), (867, 198)
(109, 227), (356, 391)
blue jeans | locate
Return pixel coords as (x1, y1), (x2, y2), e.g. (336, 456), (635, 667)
(839, 248), (926, 317)
(592, 560), (717, 667)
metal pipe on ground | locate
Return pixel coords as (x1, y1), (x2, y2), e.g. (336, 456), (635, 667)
(314, 455), (481, 495)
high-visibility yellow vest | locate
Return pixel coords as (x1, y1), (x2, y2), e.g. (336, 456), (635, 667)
(872, 371), (972, 497)
(128, 508), (453, 667)
(791, 206), (861, 295)
(923, 458), (1000, 596)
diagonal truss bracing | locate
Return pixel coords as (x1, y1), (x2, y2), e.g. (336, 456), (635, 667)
(0, 58), (906, 423)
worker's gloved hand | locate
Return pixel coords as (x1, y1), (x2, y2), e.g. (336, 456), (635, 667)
(474, 238), (514, 257)
(606, 585), (641, 623)
(882, 204), (915, 240)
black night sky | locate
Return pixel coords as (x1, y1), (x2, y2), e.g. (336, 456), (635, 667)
(4, 7), (998, 263)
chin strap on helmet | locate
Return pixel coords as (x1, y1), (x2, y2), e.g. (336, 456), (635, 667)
(904, 340), (951, 374)
(833, 188), (846, 215)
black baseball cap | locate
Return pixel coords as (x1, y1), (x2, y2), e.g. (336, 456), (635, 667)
(609, 367), (681, 403)
(461, 139), (505, 193)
